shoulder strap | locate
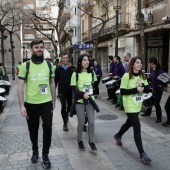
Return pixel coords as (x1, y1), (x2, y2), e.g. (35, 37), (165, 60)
(92, 71), (94, 83)
(25, 61), (30, 82)
(76, 71), (79, 82)
(46, 60), (52, 77)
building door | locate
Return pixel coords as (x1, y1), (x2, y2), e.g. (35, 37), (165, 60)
(146, 35), (169, 72)
(97, 47), (108, 74)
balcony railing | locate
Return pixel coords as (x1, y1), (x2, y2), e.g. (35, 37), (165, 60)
(146, 0), (165, 7)
(92, 14), (130, 39)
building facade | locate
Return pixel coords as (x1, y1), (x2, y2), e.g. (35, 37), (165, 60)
(58, 0), (81, 65)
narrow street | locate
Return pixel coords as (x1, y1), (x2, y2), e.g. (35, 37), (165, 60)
(0, 76), (170, 170)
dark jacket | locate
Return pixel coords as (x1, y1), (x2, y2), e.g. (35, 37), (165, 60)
(109, 62), (115, 75)
(93, 65), (102, 77)
(55, 62), (74, 94)
(150, 68), (164, 90)
(114, 62), (125, 78)
(69, 95), (100, 117)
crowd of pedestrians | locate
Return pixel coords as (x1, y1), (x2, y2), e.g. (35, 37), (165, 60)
(16, 39), (170, 169)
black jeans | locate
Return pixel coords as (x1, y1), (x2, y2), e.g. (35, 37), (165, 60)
(145, 87), (163, 120)
(59, 90), (72, 124)
(117, 113), (144, 154)
(25, 101), (53, 155)
(165, 95), (170, 123)
(93, 77), (101, 95)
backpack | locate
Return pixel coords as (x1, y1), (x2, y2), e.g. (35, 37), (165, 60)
(25, 60), (52, 82)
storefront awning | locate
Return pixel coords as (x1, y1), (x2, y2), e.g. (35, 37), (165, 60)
(126, 24), (170, 37)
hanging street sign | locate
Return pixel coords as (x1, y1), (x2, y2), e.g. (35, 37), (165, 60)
(73, 44), (93, 50)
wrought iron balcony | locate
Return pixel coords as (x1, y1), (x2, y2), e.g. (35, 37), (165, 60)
(146, 0), (165, 7)
(92, 15), (130, 39)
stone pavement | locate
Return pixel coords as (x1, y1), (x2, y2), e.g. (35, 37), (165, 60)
(0, 75), (170, 170)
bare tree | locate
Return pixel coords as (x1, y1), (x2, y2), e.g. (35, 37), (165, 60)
(20, 0), (60, 61)
(3, 0), (22, 80)
(0, 0), (10, 64)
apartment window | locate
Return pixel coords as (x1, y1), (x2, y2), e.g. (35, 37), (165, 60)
(25, 34), (35, 39)
(24, 24), (34, 29)
(82, 20), (84, 34)
(75, 7), (76, 15)
(75, 29), (76, 36)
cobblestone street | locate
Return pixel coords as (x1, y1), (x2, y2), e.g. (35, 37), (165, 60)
(0, 76), (170, 170)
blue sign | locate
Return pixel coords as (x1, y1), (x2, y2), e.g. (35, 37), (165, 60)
(73, 44), (93, 50)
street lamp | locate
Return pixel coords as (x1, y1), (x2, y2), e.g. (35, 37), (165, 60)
(114, 0), (122, 56)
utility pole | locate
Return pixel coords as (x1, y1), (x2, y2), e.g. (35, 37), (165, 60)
(137, 0), (146, 68)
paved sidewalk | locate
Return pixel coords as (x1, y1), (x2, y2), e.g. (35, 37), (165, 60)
(0, 75), (170, 170)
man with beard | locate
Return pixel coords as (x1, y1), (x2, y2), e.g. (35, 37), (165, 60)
(55, 53), (74, 131)
(18, 40), (55, 169)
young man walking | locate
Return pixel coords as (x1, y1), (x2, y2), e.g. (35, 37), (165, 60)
(18, 40), (56, 169)
(55, 53), (74, 131)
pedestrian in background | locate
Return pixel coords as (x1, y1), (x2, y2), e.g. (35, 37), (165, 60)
(93, 60), (102, 99)
(114, 57), (152, 164)
(111, 56), (125, 104)
(18, 40), (56, 169)
(71, 54), (98, 152)
(107, 55), (115, 100)
(55, 53), (74, 131)
(141, 57), (164, 123)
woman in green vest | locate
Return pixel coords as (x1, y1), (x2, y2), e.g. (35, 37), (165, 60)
(113, 57), (152, 164)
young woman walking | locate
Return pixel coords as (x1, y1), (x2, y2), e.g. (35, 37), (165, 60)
(71, 54), (97, 151)
(114, 57), (152, 164)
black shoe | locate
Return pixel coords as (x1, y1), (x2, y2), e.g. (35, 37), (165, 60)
(114, 133), (122, 146)
(78, 141), (85, 151)
(63, 124), (68, 131)
(31, 151), (39, 163)
(141, 113), (151, 117)
(88, 142), (97, 151)
(83, 125), (87, 132)
(155, 119), (161, 123)
(112, 101), (117, 104)
(139, 152), (152, 164)
(42, 154), (51, 169)
(162, 122), (170, 127)
(119, 106), (124, 110)
(115, 104), (120, 108)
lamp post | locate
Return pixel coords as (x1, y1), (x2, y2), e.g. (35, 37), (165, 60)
(68, 28), (74, 63)
(114, 0), (122, 57)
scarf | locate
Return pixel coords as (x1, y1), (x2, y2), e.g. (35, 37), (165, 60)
(31, 54), (44, 64)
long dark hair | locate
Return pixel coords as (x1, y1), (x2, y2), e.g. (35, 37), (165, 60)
(128, 56), (146, 80)
(76, 54), (92, 73)
(148, 57), (161, 71)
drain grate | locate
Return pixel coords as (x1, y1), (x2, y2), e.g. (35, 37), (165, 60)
(97, 115), (118, 120)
